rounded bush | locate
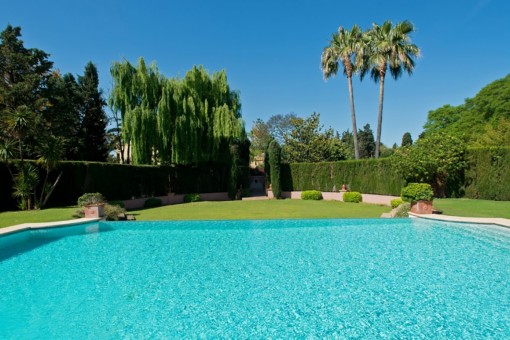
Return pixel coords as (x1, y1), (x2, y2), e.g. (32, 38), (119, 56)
(390, 198), (404, 209)
(183, 193), (201, 203)
(301, 190), (323, 200)
(394, 202), (411, 217)
(77, 192), (105, 207)
(143, 197), (162, 208)
(103, 203), (126, 221)
(401, 183), (434, 203)
(343, 191), (362, 203)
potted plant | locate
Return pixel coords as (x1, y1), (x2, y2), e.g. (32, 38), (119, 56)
(78, 192), (106, 218)
(401, 183), (434, 214)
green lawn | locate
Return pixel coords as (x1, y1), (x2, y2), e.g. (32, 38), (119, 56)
(2, 198), (509, 229)
(433, 198), (510, 219)
(131, 200), (390, 221)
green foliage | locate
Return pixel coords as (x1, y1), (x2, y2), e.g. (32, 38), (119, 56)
(228, 144), (240, 200)
(282, 112), (347, 163)
(401, 132), (413, 147)
(357, 124), (375, 158)
(423, 74), (510, 145)
(77, 192), (106, 207)
(393, 202), (411, 218)
(392, 133), (467, 197)
(108, 200), (125, 208)
(401, 183), (434, 203)
(268, 140), (282, 199)
(301, 190), (323, 200)
(281, 158), (404, 196)
(103, 203), (126, 221)
(12, 163), (39, 210)
(143, 197), (162, 208)
(110, 60), (247, 166)
(343, 191), (362, 203)
(464, 147), (510, 200)
(390, 198), (404, 209)
(183, 193), (201, 203)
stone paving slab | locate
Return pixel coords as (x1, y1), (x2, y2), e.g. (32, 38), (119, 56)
(0, 218), (101, 236)
(409, 212), (510, 228)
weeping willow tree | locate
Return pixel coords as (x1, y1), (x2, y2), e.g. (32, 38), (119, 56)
(110, 61), (247, 166)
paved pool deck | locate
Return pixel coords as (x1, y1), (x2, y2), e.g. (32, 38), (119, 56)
(0, 218), (101, 236)
(409, 212), (510, 228)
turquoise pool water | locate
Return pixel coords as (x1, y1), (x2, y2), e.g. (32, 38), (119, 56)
(1, 218), (510, 338)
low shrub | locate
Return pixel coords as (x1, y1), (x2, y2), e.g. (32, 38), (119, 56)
(184, 193), (201, 203)
(77, 192), (106, 207)
(343, 191), (362, 203)
(301, 190), (323, 200)
(391, 198), (404, 209)
(103, 203), (127, 221)
(394, 202), (411, 218)
(401, 183), (434, 203)
(143, 197), (162, 208)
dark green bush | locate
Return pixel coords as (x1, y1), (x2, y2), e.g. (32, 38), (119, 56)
(343, 192), (362, 203)
(103, 203), (127, 221)
(390, 198), (404, 209)
(108, 200), (125, 208)
(77, 193), (106, 207)
(268, 140), (282, 199)
(301, 190), (323, 200)
(143, 197), (162, 208)
(183, 193), (201, 203)
(401, 183), (434, 203)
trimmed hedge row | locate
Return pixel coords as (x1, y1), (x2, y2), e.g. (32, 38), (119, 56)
(464, 147), (510, 201)
(281, 159), (404, 196)
(0, 161), (230, 211)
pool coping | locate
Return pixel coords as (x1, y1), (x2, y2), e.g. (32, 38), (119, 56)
(409, 212), (510, 228)
(0, 218), (102, 237)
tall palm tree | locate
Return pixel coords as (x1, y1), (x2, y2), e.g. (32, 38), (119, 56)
(364, 20), (420, 158)
(321, 25), (363, 160)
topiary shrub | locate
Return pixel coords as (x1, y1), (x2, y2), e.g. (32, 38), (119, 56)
(184, 193), (201, 203)
(143, 197), (162, 208)
(77, 192), (106, 207)
(391, 198), (404, 209)
(401, 183), (434, 203)
(301, 190), (323, 200)
(343, 191), (362, 203)
(268, 140), (282, 199)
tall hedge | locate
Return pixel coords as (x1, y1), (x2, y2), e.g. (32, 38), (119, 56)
(464, 147), (510, 200)
(268, 140), (282, 199)
(281, 158), (404, 196)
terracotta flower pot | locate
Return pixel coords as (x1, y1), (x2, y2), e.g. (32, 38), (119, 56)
(410, 200), (433, 214)
(84, 204), (105, 218)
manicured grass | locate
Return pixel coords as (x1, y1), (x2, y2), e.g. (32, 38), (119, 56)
(433, 198), (510, 219)
(132, 200), (390, 221)
(0, 207), (78, 228)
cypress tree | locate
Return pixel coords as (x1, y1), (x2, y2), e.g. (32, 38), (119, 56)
(78, 62), (108, 161)
(268, 140), (282, 199)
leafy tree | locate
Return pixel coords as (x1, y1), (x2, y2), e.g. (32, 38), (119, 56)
(266, 113), (297, 145)
(78, 62), (108, 161)
(0, 24), (52, 159)
(472, 118), (510, 148)
(283, 112), (347, 163)
(392, 133), (467, 197)
(321, 25), (363, 159)
(36, 135), (64, 208)
(248, 118), (271, 158)
(423, 74), (510, 145)
(401, 132), (413, 146)
(357, 124), (375, 158)
(364, 20), (420, 158)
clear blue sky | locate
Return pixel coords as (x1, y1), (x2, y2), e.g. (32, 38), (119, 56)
(2, 0), (509, 146)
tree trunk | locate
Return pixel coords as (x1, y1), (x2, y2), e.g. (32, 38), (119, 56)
(41, 171), (63, 208)
(375, 73), (385, 158)
(347, 75), (360, 160)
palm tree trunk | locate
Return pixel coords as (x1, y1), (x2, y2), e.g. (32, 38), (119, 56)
(347, 75), (360, 159)
(375, 73), (385, 158)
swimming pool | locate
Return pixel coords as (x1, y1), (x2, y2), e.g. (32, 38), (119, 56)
(1, 218), (510, 337)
